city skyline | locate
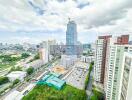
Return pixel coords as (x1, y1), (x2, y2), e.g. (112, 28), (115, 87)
(0, 0), (132, 44)
(0, 1), (132, 99)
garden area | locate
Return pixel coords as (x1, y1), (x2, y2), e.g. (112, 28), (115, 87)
(0, 53), (30, 74)
(0, 54), (21, 76)
(22, 84), (87, 100)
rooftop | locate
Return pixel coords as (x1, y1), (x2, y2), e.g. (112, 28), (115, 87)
(7, 71), (26, 77)
(37, 73), (66, 90)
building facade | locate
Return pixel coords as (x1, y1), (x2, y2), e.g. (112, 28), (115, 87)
(66, 20), (77, 55)
(116, 35), (129, 45)
(39, 48), (48, 63)
(106, 45), (132, 100)
(120, 52), (132, 100)
(94, 35), (111, 84)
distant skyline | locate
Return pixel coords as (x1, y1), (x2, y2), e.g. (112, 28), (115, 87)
(0, 0), (132, 44)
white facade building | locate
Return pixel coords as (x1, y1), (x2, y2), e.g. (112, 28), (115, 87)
(104, 37), (117, 92)
(80, 56), (94, 63)
(39, 48), (48, 63)
(94, 38), (105, 83)
(7, 71), (26, 82)
(120, 52), (132, 100)
(60, 55), (77, 69)
(39, 39), (56, 61)
(25, 59), (44, 70)
(106, 45), (132, 100)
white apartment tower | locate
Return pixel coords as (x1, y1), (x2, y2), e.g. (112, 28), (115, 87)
(120, 52), (132, 100)
(106, 45), (132, 100)
(94, 36), (111, 84)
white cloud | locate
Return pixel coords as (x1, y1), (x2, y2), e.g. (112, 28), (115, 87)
(0, 0), (132, 43)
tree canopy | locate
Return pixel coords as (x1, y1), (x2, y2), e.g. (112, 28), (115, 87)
(0, 77), (9, 85)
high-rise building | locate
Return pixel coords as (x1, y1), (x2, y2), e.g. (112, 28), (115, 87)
(115, 35), (129, 45)
(94, 35), (112, 84)
(39, 39), (56, 61)
(94, 35), (129, 83)
(39, 48), (48, 63)
(94, 35), (130, 100)
(104, 37), (117, 92)
(66, 20), (77, 46)
(106, 45), (132, 100)
(66, 20), (77, 55)
(120, 52), (132, 100)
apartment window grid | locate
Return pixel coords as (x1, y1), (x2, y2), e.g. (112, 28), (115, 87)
(106, 47), (116, 100)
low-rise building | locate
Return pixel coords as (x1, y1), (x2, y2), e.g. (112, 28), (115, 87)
(80, 56), (94, 63)
(60, 55), (77, 69)
(24, 60), (44, 70)
(7, 71), (26, 82)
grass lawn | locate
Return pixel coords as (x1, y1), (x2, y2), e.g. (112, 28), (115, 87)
(0, 62), (16, 68)
(0, 54), (21, 72)
(22, 84), (87, 100)
(90, 94), (98, 100)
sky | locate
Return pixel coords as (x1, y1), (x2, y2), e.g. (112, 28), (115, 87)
(0, 0), (132, 44)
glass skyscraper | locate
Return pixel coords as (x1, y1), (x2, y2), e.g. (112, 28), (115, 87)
(66, 20), (77, 55)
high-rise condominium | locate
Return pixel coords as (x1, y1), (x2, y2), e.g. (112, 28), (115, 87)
(116, 35), (129, 45)
(66, 20), (77, 55)
(120, 52), (132, 100)
(94, 34), (130, 100)
(94, 35), (129, 85)
(94, 35), (112, 84)
(106, 45), (132, 100)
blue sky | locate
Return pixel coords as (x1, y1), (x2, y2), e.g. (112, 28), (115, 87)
(0, 0), (132, 44)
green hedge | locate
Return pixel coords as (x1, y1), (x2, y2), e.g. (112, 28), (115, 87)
(85, 62), (94, 89)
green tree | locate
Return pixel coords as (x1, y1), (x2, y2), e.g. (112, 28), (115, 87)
(2, 55), (21, 62)
(34, 53), (40, 60)
(0, 77), (9, 85)
(85, 62), (94, 89)
(91, 61), (94, 65)
(9, 79), (20, 88)
(21, 53), (30, 59)
(26, 67), (34, 75)
(13, 79), (20, 85)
